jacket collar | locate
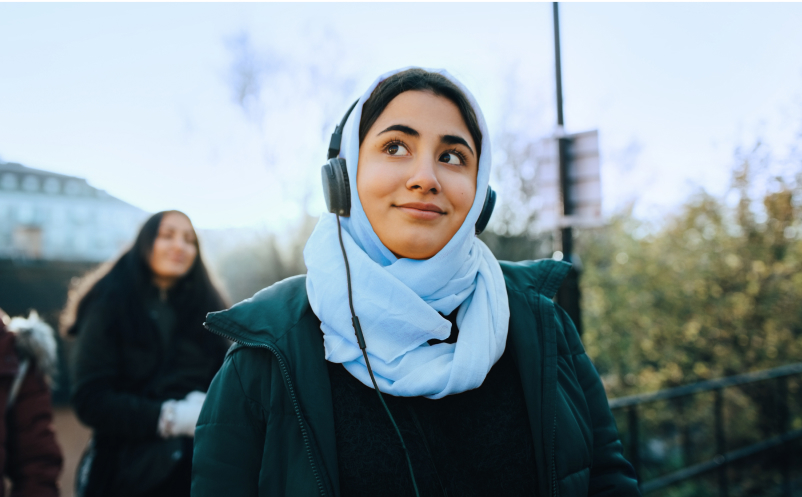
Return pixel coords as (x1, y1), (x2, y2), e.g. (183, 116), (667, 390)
(499, 259), (571, 299)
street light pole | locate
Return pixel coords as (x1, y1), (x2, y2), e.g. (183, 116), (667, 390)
(553, 1), (583, 335)
(553, 2), (565, 129)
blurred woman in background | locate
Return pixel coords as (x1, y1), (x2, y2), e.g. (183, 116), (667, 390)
(62, 210), (229, 497)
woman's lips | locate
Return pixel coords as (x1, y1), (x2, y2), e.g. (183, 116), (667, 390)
(395, 202), (445, 221)
(165, 254), (188, 264)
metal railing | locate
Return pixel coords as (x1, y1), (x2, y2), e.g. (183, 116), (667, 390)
(609, 362), (802, 495)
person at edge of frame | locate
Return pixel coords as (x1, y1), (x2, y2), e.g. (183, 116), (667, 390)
(1, 308), (63, 497)
(191, 67), (641, 496)
(62, 210), (230, 497)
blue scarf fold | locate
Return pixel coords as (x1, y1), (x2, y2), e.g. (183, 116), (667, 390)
(304, 67), (509, 399)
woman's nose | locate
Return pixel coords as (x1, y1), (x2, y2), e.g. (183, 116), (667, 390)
(405, 157), (441, 194)
(170, 237), (189, 252)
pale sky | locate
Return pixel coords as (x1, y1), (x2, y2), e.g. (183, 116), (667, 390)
(1, 3), (801, 231)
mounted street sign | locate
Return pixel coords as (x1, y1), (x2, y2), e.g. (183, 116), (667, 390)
(535, 129), (602, 232)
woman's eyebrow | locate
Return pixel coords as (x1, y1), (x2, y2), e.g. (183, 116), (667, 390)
(442, 135), (475, 157)
(377, 124), (419, 137)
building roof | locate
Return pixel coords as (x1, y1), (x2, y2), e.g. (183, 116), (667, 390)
(0, 161), (80, 181)
(0, 161), (144, 209)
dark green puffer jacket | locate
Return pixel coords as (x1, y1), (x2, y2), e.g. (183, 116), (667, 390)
(192, 260), (640, 496)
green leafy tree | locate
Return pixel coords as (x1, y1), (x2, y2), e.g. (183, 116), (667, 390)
(574, 142), (801, 489)
(581, 145), (802, 397)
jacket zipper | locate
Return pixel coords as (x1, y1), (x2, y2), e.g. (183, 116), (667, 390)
(206, 324), (329, 497)
(551, 414), (557, 497)
(538, 295), (559, 497)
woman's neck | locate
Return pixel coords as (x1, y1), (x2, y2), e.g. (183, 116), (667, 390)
(152, 276), (176, 301)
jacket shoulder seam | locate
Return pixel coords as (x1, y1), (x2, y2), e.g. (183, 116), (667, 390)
(229, 348), (270, 417)
(539, 260), (569, 297)
(270, 305), (318, 344)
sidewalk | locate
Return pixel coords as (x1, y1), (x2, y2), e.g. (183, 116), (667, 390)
(53, 406), (91, 497)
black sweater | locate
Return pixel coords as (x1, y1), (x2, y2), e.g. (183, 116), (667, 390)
(326, 314), (538, 497)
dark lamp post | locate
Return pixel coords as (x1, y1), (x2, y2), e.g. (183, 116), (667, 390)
(552, 2), (583, 336)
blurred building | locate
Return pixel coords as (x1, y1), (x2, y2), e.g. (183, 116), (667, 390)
(1, 161), (149, 409)
(0, 161), (147, 262)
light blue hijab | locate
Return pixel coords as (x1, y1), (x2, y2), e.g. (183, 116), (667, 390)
(304, 67), (509, 399)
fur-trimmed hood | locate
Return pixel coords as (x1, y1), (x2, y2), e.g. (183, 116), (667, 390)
(6, 310), (59, 385)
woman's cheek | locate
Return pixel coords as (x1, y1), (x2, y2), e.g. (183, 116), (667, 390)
(360, 164), (396, 203)
(186, 249), (198, 272)
(453, 177), (477, 213)
(150, 243), (166, 270)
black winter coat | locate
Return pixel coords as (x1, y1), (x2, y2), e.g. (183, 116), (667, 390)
(70, 283), (229, 496)
(192, 259), (641, 496)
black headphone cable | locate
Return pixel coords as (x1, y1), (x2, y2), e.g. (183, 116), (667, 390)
(335, 215), (421, 497)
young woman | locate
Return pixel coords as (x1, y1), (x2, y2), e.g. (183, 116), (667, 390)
(64, 210), (229, 497)
(192, 68), (640, 496)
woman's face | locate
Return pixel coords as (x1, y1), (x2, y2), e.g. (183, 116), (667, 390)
(149, 212), (198, 286)
(357, 90), (478, 260)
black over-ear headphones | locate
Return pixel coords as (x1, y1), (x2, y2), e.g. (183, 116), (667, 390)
(321, 100), (496, 235)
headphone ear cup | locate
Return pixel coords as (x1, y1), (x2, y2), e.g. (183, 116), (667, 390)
(321, 158), (351, 216)
(474, 186), (496, 235)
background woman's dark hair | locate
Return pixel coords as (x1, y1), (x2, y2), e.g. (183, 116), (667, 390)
(358, 68), (483, 160)
(60, 210), (228, 343)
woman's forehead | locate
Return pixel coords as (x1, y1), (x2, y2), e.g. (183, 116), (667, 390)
(370, 91), (473, 142)
(160, 212), (193, 230)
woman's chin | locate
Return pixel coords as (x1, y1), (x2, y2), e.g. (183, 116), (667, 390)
(374, 210), (462, 260)
(384, 234), (447, 260)
(153, 266), (191, 280)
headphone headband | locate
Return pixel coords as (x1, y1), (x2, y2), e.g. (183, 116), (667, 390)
(327, 99), (360, 160)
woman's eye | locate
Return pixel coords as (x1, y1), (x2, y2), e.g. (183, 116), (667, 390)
(386, 143), (409, 156)
(440, 152), (463, 165)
